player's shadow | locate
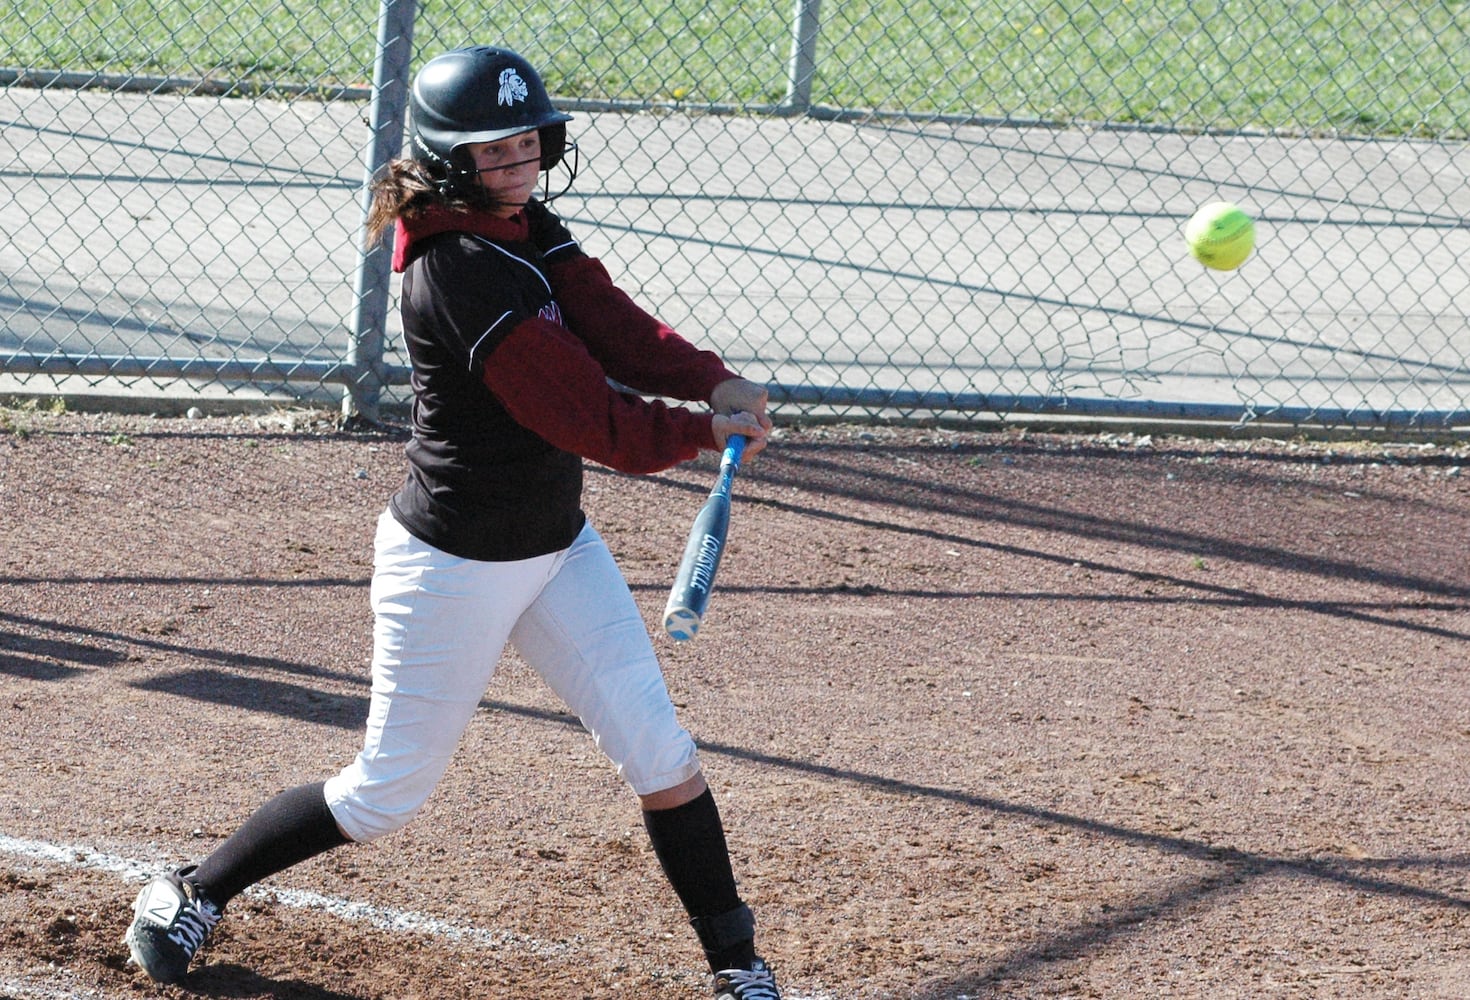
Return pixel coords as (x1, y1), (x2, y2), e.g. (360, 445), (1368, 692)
(179, 963), (366, 999)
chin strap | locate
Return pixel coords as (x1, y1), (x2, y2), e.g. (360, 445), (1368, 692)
(540, 141), (580, 203)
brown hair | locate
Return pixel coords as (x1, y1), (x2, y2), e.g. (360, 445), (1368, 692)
(363, 158), (500, 249)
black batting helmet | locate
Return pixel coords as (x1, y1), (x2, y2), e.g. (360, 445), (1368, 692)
(408, 46), (575, 198)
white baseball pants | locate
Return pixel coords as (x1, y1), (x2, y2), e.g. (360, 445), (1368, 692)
(325, 510), (701, 843)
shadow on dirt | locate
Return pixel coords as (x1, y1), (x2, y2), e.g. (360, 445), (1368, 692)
(131, 667), (367, 729)
(180, 963), (367, 1000)
(0, 628), (126, 680)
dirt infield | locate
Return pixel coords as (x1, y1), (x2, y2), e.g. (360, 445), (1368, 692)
(2, 407), (1468, 1000)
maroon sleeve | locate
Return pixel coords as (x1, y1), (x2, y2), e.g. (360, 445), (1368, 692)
(547, 256), (738, 401)
(481, 317), (718, 475)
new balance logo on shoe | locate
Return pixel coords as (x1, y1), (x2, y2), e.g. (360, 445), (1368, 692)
(137, 880), (183, 926)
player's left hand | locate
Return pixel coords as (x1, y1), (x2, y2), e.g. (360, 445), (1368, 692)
(710, 378), (772, 425)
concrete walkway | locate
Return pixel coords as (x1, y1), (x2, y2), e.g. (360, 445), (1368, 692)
(3, 84), (1468, 428)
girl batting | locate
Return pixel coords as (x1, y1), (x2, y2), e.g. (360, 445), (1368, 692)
(125, 44), (783, 1000)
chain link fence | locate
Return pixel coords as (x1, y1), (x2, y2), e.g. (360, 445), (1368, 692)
(3, 0), (1468, 432)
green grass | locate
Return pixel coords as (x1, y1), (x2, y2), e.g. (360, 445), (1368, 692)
(4, 0), (1467, 136)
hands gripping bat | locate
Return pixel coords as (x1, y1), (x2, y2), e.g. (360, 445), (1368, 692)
(663, 435), (747, 641)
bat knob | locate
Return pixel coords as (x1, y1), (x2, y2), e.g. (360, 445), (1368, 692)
(664, 608), (701, 642)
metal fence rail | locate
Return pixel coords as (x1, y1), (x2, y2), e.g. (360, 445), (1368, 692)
(2, 0), (1467, 432)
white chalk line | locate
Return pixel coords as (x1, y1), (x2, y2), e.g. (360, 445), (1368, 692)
(0, 832), (837, 1000)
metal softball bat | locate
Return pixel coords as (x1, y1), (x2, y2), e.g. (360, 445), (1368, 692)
(663, 435), (747, 641)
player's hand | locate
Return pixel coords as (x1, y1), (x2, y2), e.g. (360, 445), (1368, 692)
(710, 378), (772, 425)
(712, 411), (769, 459)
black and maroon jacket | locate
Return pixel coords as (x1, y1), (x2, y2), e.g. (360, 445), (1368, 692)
(386, 203), (737, 562)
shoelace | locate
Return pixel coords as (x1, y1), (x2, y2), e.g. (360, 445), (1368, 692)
(166, 898), (220, 954)
(720, 966), (780, 1000)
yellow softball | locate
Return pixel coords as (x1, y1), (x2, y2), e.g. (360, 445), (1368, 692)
(1185, 202), (1255, 271)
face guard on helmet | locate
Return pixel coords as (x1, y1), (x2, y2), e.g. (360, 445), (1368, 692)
(408, 46), (578, 201)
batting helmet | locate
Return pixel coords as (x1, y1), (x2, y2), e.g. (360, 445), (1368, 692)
(408, 46), (575, 197)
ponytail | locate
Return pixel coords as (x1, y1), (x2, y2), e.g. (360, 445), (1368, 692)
(363, 159), (503, 250)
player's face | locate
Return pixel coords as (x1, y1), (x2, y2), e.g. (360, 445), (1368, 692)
(466, 131), (542, 216)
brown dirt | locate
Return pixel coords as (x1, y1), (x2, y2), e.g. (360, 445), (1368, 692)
(1, 405), (1468, 1000)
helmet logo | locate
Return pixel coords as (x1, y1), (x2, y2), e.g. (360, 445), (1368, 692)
(498, 68), (529, 107)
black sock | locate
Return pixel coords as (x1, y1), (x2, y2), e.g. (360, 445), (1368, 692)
(192, 781), (349, 907)
(642, 788), (755, 971)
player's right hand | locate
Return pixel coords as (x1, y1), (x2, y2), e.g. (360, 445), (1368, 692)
(712, 411), (768, 458)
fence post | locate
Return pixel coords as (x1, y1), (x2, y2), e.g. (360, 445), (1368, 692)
(344, 0), (417, 422)
(783, 0), (822, 113)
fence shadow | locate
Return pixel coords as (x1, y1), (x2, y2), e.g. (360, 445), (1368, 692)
(6, 601), (1467, 995)
(627, 444), (1470, 645)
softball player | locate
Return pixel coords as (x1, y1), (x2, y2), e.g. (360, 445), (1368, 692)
(124, 44), (782, 1000)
